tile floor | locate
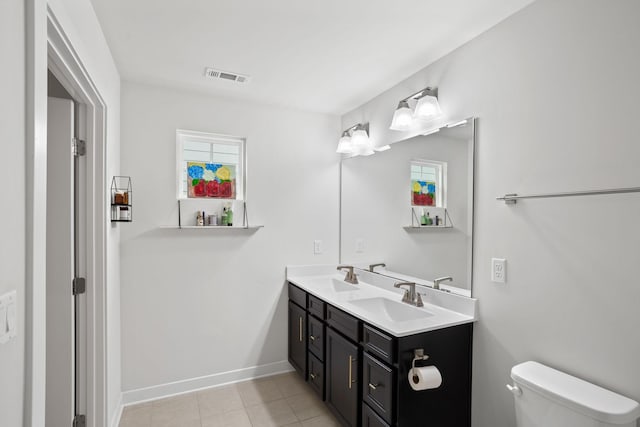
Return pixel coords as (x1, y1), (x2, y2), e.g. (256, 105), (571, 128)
(119, 372), (342, 427)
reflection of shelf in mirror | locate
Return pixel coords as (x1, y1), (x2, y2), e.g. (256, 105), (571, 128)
(159, 225), (263, 230)
(403, 225), (453, 230)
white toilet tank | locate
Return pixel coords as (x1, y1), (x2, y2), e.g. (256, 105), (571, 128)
(508, 361), (640, 427)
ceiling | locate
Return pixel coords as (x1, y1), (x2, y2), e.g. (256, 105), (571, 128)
(90, 0), (535, 115)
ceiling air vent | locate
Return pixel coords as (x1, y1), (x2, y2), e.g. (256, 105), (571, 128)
(204, 67), (250, 84)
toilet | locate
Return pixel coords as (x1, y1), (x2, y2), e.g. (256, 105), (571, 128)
(508, 361), (640, 427)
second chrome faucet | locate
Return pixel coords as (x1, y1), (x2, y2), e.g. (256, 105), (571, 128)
(394, 282), (423, 307)
(337, 265), (358, 284)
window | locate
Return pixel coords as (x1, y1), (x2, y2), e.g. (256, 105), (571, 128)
(176, 130), (245, 200)
(410, 159), (446, 207)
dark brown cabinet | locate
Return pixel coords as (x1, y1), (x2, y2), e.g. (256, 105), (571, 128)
(326, 328), (360, 427)
(288, 300), (307, 378)
(287, 282), (472, 427)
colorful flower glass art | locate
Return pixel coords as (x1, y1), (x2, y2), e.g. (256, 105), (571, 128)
(187, 162), (236, 199)
(411, 180), (436, 206)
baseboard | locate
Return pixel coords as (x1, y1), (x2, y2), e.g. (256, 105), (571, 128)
(121, 360), (293, 406)
(109, 393), (123, 427)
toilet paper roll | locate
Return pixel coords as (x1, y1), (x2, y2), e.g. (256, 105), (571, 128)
(409, 366), (442, 391)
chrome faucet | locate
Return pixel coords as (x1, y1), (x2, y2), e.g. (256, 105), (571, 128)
(368, 263), (386, 272)
(433, 276), (453, 290)
(337, 265), (358, 284)
(394, 282), (424, 307)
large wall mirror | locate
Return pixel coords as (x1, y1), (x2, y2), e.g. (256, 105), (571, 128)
(340, 118), (475, 296)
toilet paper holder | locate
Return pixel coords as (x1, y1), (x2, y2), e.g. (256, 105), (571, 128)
(411, 348), (429, 376)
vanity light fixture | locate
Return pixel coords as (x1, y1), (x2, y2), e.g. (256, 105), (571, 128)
(336, 131), (353, 154)
(337, 123), (374, 156)
(390, 87), (442, 131)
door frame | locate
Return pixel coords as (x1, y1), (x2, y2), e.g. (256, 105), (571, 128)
(25, 3), (108, 426)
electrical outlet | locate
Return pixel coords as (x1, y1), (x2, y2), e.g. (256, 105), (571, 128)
(355, 238), (365, 253)
(491, 258), (506, 283)
(313, 240), (323, 254)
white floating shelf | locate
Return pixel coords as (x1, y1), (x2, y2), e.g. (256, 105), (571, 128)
(403, 225), (453, 230)
(159, 225), (263, 230)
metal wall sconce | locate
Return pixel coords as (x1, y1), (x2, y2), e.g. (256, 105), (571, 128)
(336, 122), (374, 156)
(390, 87), (443, 131)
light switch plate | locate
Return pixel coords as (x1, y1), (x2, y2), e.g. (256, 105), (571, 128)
(356, 238), (365, 253)
(491, 258), (506, 283)
(0, 290), (17, 344)
(313, 240), (323, 254)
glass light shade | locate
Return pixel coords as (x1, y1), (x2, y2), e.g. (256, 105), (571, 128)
(351, 127), (374, 156)
(336, 132), (353, 154)
(413, 94), (442, 119)
(389, 100), (413, 131)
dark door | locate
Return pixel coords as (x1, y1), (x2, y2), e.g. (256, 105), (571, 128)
(326, 328), (359, 426)
(288, 301), (307, 378)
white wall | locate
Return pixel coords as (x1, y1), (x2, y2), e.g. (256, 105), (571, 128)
(0, 1), (26, 425)
(119, 82), (340, 396)
(342, 1), (640, 426)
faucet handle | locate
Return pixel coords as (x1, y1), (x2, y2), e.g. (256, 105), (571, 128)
(433, 276), (453, 290)
(368, 263), (386, 272)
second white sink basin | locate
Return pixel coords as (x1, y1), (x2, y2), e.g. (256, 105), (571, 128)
(349, 297), (433, 322)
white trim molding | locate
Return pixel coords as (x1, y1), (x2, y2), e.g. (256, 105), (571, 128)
(47, 8), (109, 425)
(121, 361), (294, 406)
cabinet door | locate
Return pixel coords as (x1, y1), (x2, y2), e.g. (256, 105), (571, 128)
(326, 329), (359, 427)
(288, 301), (307, 378)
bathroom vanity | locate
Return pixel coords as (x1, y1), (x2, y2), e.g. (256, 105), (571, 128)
(286, 266), (477, 427)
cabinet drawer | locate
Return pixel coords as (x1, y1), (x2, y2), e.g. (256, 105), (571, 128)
(308, 352), (325, 400)
(363, 353), (394, 425)
(308, 315), (325, 361)
(363, 324), (395, 364)
(327, 305), (360, 342)
(308, 294), (326, 319)
(363, 403), (391, 427)
(288, 283), (307, 309)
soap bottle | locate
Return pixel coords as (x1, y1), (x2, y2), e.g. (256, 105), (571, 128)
(420, 209), (427, 226)
(196, 211), (204, 226)
(221, 207), (228, 226)
(226, 204), (233, 226)
(425, 212), (433, 226)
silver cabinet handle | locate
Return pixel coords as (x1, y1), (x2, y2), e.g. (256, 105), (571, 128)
(299, 317), (303, 342)
(310, 373), (316, 380)
(368, 383), (379, 390)
(309, 335), (315, 342)
(348, 355), (356, 389)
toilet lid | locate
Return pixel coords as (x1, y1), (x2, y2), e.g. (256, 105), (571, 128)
(511, 361), (640, 425)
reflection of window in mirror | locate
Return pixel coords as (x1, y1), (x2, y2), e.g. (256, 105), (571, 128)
(410, 160), (447, 207)
(176, 130), (245, 200)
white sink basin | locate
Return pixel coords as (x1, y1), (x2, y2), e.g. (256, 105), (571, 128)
(349, 297), (433, 322)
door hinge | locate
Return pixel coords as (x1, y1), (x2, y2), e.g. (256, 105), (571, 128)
(73, 414), (86, 427)
(73, 138), (86, 157)
(73, 277), (86, 295)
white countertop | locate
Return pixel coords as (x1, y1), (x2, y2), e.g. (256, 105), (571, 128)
(286, 265), (477, 337)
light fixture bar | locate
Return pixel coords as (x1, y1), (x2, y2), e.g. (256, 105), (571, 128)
(401, 87), (438, 103)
